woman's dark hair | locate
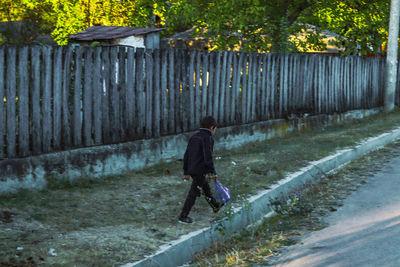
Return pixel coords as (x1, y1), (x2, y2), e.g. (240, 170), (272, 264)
(200, 116), (217, 129)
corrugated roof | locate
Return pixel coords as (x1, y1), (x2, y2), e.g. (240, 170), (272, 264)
(69, 26), (164, 41)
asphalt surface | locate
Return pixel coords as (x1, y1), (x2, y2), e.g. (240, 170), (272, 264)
(267, 153), (400, 267)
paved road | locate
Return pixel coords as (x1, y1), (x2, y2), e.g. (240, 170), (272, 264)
(266, 153), (400, 267)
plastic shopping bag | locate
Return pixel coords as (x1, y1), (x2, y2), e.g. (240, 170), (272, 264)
(214, 179), (231, 204)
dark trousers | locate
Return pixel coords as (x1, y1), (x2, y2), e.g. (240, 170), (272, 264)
(180, 174), (219, 218)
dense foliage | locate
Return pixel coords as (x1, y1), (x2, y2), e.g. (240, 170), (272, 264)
(311, 0), (390, 55)
(0, 0), (391, 55)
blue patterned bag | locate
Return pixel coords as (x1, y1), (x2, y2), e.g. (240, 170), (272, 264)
(214, 179), (231, 204)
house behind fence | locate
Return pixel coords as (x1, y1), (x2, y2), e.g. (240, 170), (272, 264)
(69, 26), (164, 49)
(0, 46), (390, 159)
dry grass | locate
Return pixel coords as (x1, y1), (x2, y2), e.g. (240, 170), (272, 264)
(0, 109), (400, 266)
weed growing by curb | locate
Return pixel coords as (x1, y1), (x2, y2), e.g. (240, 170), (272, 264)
(270, 187), (314, 217)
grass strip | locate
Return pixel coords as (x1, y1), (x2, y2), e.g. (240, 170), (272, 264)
(0, 108), (400, 266)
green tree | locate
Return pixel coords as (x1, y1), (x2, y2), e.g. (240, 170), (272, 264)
(164, 0), (321, 52)
(0, 0), (392, 53)
(310, 0), (390, 55)
(164, 0), (390, 54)
(0, 0), (54, 44)
(0, 0), (165, 45)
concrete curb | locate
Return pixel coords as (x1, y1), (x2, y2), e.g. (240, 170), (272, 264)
(122, 126), (400, 267)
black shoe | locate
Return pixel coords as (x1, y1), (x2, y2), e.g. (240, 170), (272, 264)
(213, 202), (224, 213)
(178, 216), (193, 224)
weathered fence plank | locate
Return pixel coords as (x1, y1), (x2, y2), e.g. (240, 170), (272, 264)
(265, 54), (271, 119)
(224, 52), (233, 125)
(336, 57), (341, 112)
(168, 49), (175, 134)
(344, 57), (349, 110)
(318, 56), (324, 113)
(136, 48), (145, 138)
(362, 58), (367, 108)
(126, 48), (136, 139)
(287, 55), (294, 112)
(188, 50), (196, 130)
(279, 54), (286, 116)
(73, 46), (83, 146)
(53, 47), (63, 150)
(42, 46), (52, 153)
(293, 55), (298, 112)
(219, 51), (227, 125)
(175, 49), (182, 133)
(246, 54), (253, 123)
(295, 55), (303, 111)
(6, 47), (17, 157)
(254, 54), (260, 121)
(241, 54), (248, 123)
(201, 51), (209, 119)
(93, 47), (102, 144)
(181, 49), (189, 132)
(327, 57), (332, 113)
(367, 59), (373, 108)
(270, 54), (277, 119)
(347, 57), (352, 109)
(353, 57), (358, 109)
(373, 58), (380, 107)
(110, 46), (120, 142)
(208, 52), (215, 116)
(331, 57), (336, 112)
(118, 47), (127, 141)
(305, 56), (313, 112)
(83, 47), (93, 146)
(31, 46), (41, 154)
(153, 49), (161, 138)
(324, 56), (329, 113)
(146, 49), (154, 138)
(0, 48), (4, 158)
(161, 49), (168, 135)
(352, 57), (357, 109)
(333, 57), (337, 112)
(292, 55), (297, 112)
(62, 46), (73, 148)
(213, 52), (221, 122)
(313, 56), (319, 113)
(260, 54), (267, 121)
(247, 53), (253, 122)
(101, 47), (111, 143)
(195, 51), (201, 128)
(230, 52), (239, 123)
(18, 46), (29, 157)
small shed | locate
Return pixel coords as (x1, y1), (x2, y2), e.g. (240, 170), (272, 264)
(69, 26), (164, 49)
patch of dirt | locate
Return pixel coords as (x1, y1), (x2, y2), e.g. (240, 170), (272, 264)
(0, 211), (17, 224)
(1, 110), (400, 266)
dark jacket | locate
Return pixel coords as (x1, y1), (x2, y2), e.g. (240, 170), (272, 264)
(183, 128), (216, 176)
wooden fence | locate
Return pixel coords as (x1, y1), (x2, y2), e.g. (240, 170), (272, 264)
(0, 45), (388, 159)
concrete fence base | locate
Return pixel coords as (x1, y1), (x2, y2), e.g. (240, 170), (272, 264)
(0, 108), (381, 195)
